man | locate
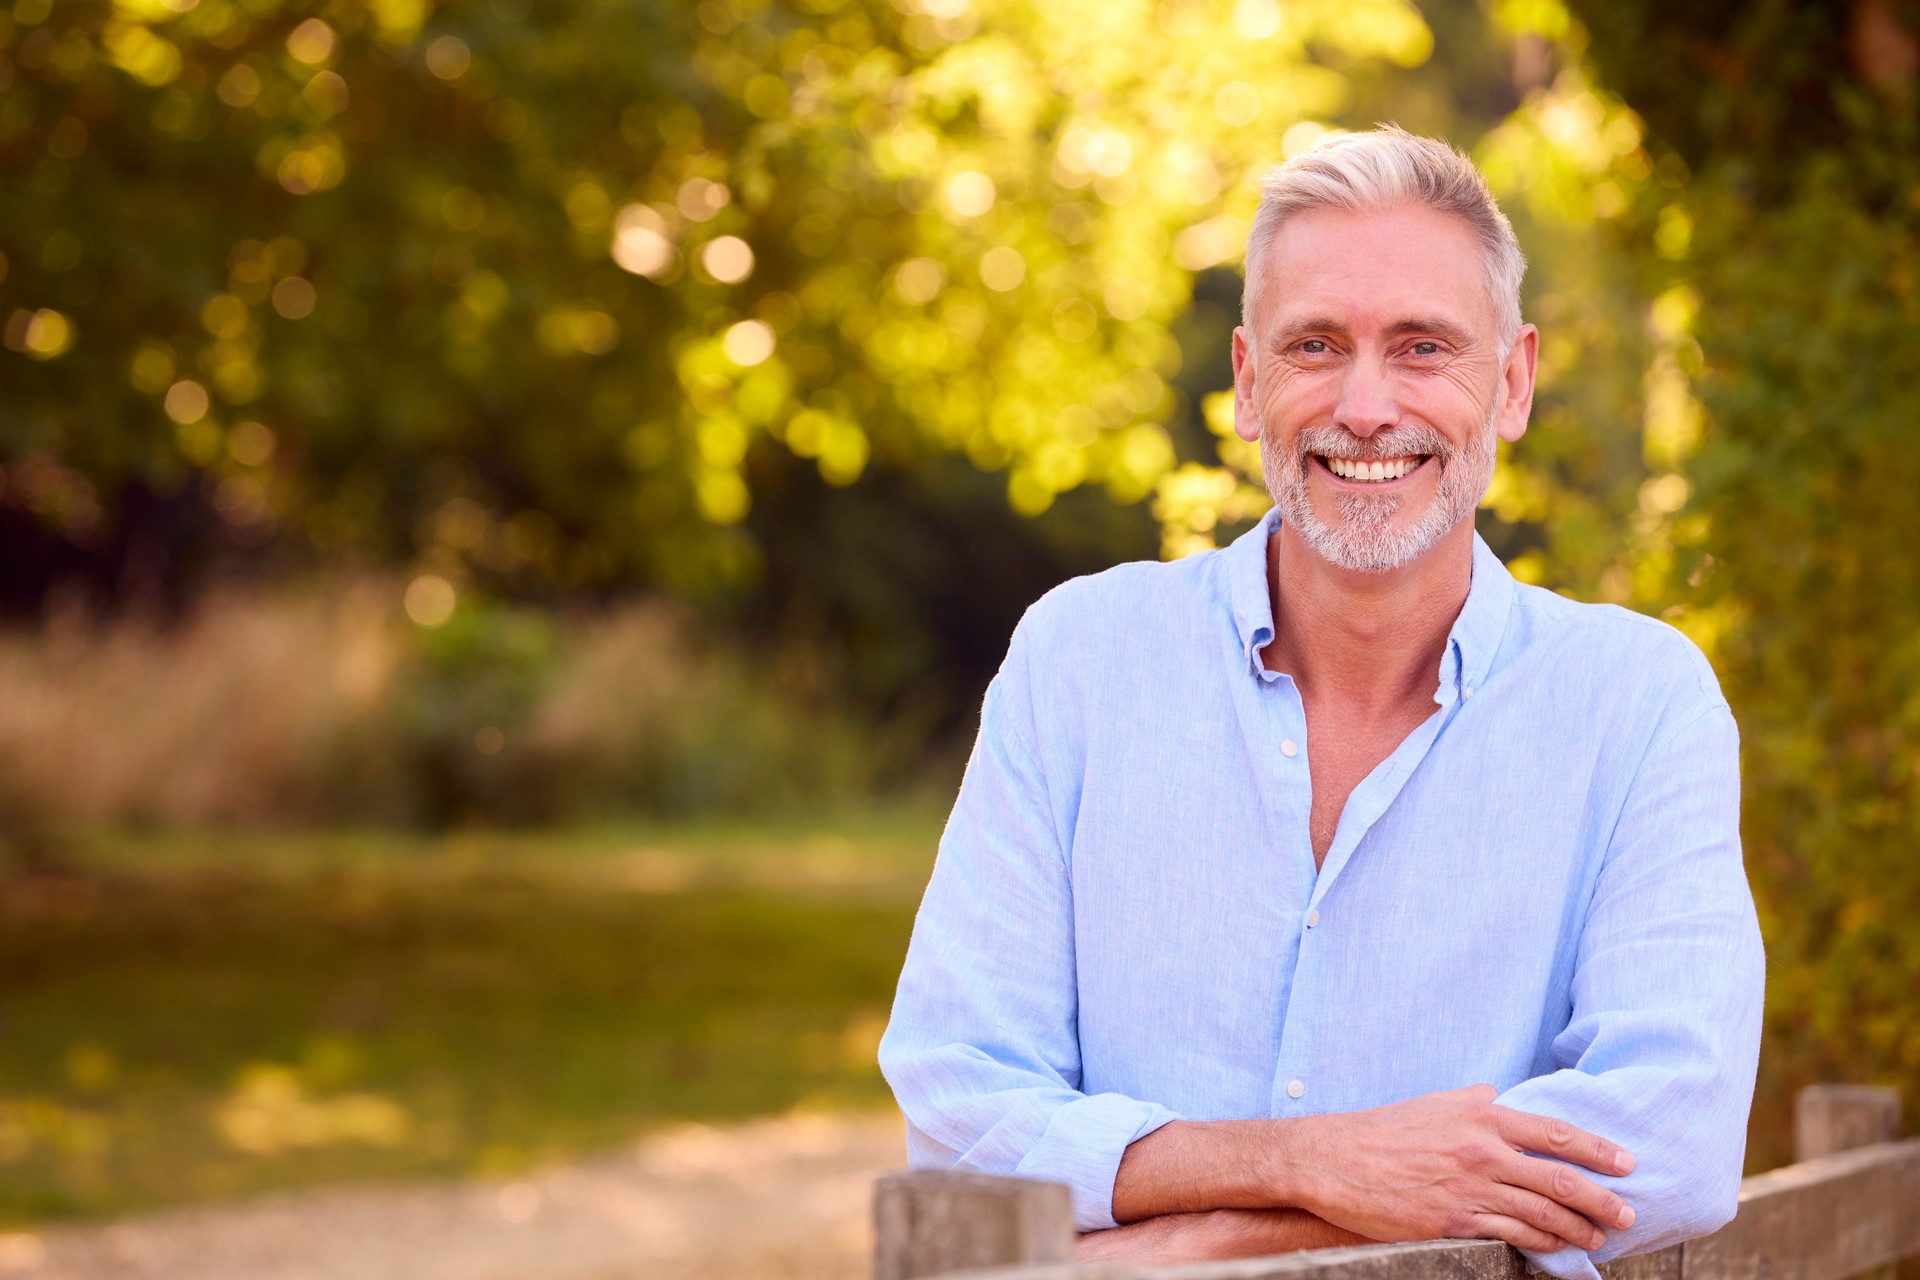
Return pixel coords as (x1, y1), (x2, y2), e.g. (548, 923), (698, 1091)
(877, 125), (1765, 1277)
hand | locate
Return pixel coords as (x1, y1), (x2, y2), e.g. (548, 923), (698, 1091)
(1290, 1084), (1637, 1255)
(1079, 1208), (1374, 1265)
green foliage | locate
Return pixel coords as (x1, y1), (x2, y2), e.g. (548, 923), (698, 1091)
(1555, 0), (1920, 1149)
(1661, 145), (1920, 1152)
(0, 0), (1441, 590)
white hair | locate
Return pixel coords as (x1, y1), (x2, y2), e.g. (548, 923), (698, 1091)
(1242, 124), (1526, 346)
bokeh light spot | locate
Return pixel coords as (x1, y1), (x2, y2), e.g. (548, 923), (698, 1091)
(425, 36), (471, 80)
(893, 258), (945, 304)
(1051, 298), (1098, 343)
(404, 575), (457, 627)
(695, 470), (750, 524)
(979, 247), (1026, 292)
(164, 380), (210, 424)
(230, 421), (277, 467)
(286, 19), (336, 65)
(700, 236), (754, 284)
(20, 310), (74, 360)
(302, 70), (350, 117)
(202, 293), (250, 338)
(676, 179), (731, 222)
(613, 206), (676, 279)
(723, 320), (775, 366)
(1234, 0), (1281, 39)
(944, 171), (996, 219)
(217, 63), (261, 107)
(272, 277), (317, 320)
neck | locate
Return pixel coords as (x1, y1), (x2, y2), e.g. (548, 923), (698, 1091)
(1262, 517), (1475, 715)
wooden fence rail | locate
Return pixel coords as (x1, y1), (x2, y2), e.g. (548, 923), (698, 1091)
(873, 1085), (1917, 1280)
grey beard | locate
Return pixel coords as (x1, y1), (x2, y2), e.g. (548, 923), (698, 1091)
(1262, 401), (1500, 574)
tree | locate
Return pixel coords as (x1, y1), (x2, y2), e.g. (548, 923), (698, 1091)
(0, 0), (1440, 598)
(1562, 0), (1920, 1158)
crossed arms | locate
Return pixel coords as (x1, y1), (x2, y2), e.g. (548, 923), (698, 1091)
(879, 634), (1766, 1280)
(1080, 1084), (1636, 1264)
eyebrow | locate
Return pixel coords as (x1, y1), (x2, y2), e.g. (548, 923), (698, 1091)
(1266, 315), (1477, 349)
(1383, 316), (1476, 347)
(1267, 317), (1351, 349)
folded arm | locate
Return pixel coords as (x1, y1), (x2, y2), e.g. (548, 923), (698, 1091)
(1492, 697), (1765, 1278)
(1085, 687), (1760, 1269)
(878, 638), (1180, 1229)
(881, 634), (1761, 1268)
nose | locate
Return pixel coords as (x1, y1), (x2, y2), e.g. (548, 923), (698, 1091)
(1331, 361), (1399, 439)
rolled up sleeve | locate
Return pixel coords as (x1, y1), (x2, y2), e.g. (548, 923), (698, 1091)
(1498, 696), (1765, 1279)
(878, 625), (1180, 1230)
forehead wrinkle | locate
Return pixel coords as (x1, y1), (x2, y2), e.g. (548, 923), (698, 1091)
(1250, 203), (1498, 339)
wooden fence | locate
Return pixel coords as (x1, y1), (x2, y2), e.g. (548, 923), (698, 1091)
(872, 1084), (1918, 1280)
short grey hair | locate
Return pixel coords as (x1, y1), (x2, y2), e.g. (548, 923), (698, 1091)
(1241, 124), (1526, 347)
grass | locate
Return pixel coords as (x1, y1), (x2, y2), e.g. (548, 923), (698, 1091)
(0, 807), (943, 1226)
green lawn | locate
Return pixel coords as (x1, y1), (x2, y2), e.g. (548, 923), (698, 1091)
(0, 809), (941, 1225)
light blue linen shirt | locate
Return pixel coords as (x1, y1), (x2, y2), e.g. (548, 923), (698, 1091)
(879, 507), (1764, 1280)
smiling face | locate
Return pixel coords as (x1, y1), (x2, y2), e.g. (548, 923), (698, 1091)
(1232, 202), (1537, 574)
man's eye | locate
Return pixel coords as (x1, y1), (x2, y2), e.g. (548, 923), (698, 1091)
(1412, 341), (1441, 356)
(1300, 340), (1328, 354)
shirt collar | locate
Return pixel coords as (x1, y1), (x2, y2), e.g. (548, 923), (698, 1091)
(1224, 506), (1515, 703)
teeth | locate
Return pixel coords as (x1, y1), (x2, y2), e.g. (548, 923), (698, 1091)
(1326, 456), (1422, 482)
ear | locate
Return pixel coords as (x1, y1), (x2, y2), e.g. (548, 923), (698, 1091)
(1231, 327), (1261, 443)
(1496, 323), (1538, 444)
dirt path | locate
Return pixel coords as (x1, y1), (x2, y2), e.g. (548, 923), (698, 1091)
(0, 1112), (906, 1280)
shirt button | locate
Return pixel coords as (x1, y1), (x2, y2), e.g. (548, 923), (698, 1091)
(1306, 909), (1320, 928)
(1463, 685), (1475, 700)
(1280, 739), (1298, 758)
(1287, 1079), (1305, 1099)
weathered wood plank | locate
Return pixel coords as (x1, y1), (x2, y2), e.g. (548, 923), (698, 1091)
(1794, 1085), (1902, 1162)
(935, 1236), (1682, 1280)
(925, 1141), (1920, 1280)
(1681, 1140), (1920, 1280)
(874, 1169), (1076, 1280)
(930, 1237), (1521, 1280)
(1602, 1243), (1684, 1280)
(899, 1134), (1919, 1280)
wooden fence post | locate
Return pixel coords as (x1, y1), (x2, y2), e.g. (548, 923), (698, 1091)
(1795, 1084), (1902, 1162)
(873, 1170), (1076, 1280)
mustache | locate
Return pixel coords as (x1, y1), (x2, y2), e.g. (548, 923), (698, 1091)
(1291, 424), (1455, 462)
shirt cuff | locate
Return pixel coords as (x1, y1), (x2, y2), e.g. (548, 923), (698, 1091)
(1013, 1091), (1183, 1231)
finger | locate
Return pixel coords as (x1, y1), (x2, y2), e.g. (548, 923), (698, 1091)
(1502, 1150), (1636, 1231)
(1458, 1213), (1581, 1255)
(1494, 1107), (1635, 1176)
(1490, 1185), (1607, 1252)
